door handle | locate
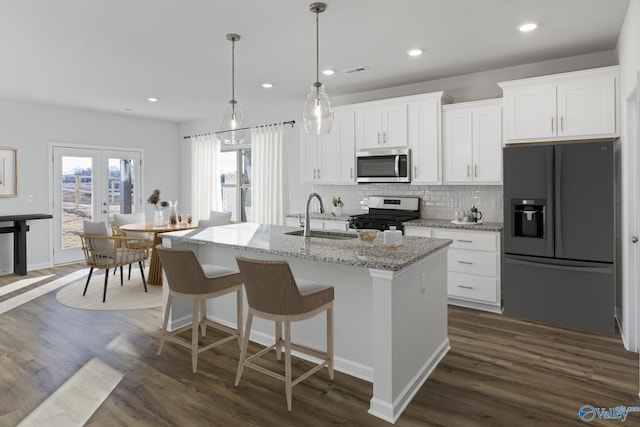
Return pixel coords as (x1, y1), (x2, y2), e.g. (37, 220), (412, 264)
(633, 236), (638, 243)
(467, 164), (470, 178)
(457, 260), (473, 265)
(102, 210), (108, 214)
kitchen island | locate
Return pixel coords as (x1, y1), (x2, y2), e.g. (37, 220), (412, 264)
(160, 223), (452, 423)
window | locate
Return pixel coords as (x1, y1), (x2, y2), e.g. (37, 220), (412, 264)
(220, 148), (251, 222)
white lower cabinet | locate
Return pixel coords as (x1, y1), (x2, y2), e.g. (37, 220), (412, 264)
(405, 226), (502, 312)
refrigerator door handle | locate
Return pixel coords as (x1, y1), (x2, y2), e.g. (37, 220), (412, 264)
(504, 256), (612, 274)
(555, 146), (564, 257)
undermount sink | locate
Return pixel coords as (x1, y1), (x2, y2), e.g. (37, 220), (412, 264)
(285, 230), (357, 240)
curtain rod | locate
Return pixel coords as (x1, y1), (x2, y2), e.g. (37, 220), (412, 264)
(182, 120), (295, 140)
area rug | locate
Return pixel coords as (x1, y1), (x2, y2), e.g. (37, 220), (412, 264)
(56, 268), (162, 311)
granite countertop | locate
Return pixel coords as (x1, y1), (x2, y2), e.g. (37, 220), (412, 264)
(286, 212), (354, 222)
(161, 223), (452, 272)
(404, 218), (503, 232)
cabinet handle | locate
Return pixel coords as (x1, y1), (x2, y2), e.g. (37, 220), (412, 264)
(457, 285), (474, 289)
(457, 260), (473, 265)
(551, 116), (554, 132)
(457, 239), (473, 243)
(474, 164), (478, 177)
(561, 116), (564, 132)
(383, 132), (387, 144)
(467, 164), (470, 177)
(414, 165), (418, 178)
(317, 169), (320, 179)
(313, 169), (316, 179)
(377, 132), (381, 144)
(350, 167), (353, 179)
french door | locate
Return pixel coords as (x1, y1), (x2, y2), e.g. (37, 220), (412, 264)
(52, 146), (143, 265)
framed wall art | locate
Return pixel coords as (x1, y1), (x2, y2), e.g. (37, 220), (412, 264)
(0, 147), (17, 197)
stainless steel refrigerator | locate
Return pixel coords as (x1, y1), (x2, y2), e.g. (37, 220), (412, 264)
(502, 140), (618, 334)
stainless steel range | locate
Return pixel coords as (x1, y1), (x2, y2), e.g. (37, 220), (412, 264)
(348, 196), (420, 234)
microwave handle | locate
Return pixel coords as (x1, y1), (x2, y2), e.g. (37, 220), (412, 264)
(394, 155), (400, 177)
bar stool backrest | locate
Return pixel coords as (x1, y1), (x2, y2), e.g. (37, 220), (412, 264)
(236, 256), (313, 316)
(156, 246), (209, 295)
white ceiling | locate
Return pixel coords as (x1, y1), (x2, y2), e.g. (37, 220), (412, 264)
(0, 0), (629, 123)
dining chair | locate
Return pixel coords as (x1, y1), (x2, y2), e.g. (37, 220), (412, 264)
(79, 220), (150, 302)
(155, 245), (243, 373)
(111, 212), (152, 278)
(234, 256), (334, 411)
(198, 211), (232, 228)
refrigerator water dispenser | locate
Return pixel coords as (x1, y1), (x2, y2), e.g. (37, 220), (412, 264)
(512, 199), (545, 238)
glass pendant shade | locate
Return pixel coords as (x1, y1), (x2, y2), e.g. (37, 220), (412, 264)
(220, 100), (245, 144)
(303, 83), (333, 135)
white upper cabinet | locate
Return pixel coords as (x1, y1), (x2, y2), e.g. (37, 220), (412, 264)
(356, 101), (408, 149)
(499, 66), (619, 144)
(408, 92), (451, 185)
(300, 106), (355, 184)
(331, 108), (356, 184)
(443, 99), (502, 184)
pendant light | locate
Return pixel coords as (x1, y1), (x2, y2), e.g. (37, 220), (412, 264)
(303, 2), (333, 135)
(220, 33), (245, 144)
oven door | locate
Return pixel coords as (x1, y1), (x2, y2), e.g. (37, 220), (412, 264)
(356, 149), (410, 183)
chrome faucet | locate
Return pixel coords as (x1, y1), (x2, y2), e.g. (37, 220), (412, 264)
(304, 192), (325, 237)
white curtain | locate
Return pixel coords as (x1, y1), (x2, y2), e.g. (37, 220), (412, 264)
(191, 134), (222, 222)
(251, 124), (289, 225)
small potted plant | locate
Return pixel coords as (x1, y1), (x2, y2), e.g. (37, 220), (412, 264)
(332, 196), (344, 216)
(148, 189), (169, 225)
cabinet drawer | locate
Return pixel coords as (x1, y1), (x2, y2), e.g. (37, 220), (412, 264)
(448, 249), (497, 276)
(448, 272), (499, 304)
(431, 229), (497, 251)
(403, 226), (432, 238)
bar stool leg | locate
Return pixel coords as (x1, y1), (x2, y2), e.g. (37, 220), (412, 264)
(275, 321), (283, 361)
(200, 298), (207, 337)
(327, 305), (334, 379)
(157, 295), (173, 356)
(285, 321), (293, 411)
(236, 288), (243, 347)
(235, 312), (253, 386)
(191, 299), (199, 373)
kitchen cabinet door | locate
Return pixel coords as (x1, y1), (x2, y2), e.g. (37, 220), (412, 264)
(355, 101), (408, 150)
(443, 107), (474, 183)
(472, 102), (502, 183)
(300, 131), (335, 184)
(331, 109), (356, 184)
(408, 98), (441, 184)
(503, 83), (556, 141)
(444, 100), (502, 184)
(557, 74), (616, 138)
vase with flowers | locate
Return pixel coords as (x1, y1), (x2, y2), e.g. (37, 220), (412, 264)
(332, 196), (344, 216)
(148, 189), (169, 225)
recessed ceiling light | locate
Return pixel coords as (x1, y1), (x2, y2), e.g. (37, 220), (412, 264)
(407, 48), (424, 57)
(147, 97), (158, 103)
(261, 83), (273, 89)
(322, 69), (335, 76)
(518, 22), (538, 32)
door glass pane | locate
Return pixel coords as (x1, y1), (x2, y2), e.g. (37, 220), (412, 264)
(220, 151), (238, 221)
(107, 157), (138, 221)
(61, 156), (92, 249)
(241, 149), (252, 222)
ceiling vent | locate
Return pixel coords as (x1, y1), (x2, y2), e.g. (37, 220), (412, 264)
(342, 66), (369, 74)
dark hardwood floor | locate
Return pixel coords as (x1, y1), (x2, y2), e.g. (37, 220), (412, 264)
(0, 265), (637, 426)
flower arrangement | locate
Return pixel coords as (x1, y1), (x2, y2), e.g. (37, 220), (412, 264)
(147, 189), (169, 214)
(332, 196), (344, 208)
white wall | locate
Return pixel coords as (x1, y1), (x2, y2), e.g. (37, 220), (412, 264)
(616, 0), (640, 351)
(0, 98), (179, 272)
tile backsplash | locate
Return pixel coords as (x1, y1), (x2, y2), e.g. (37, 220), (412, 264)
(311, 184), (504, 223)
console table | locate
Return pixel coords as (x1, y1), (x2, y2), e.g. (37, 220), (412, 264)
(0, 214), (53, 275)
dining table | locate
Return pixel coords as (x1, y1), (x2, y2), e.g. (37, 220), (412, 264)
(120, 221), (198, 285)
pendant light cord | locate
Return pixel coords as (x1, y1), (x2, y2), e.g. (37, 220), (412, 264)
(315, 10), (320, 86)
(231, 37), (236, 103)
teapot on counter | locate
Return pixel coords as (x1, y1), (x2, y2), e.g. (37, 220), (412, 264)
(470, 206), (483, 223)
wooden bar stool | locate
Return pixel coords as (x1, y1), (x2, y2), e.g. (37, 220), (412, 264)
(156, 246), (243, 373)
(234, 256), (334, 411)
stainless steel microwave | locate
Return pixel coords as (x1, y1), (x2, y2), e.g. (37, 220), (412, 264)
(356, 148), (411, 183)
